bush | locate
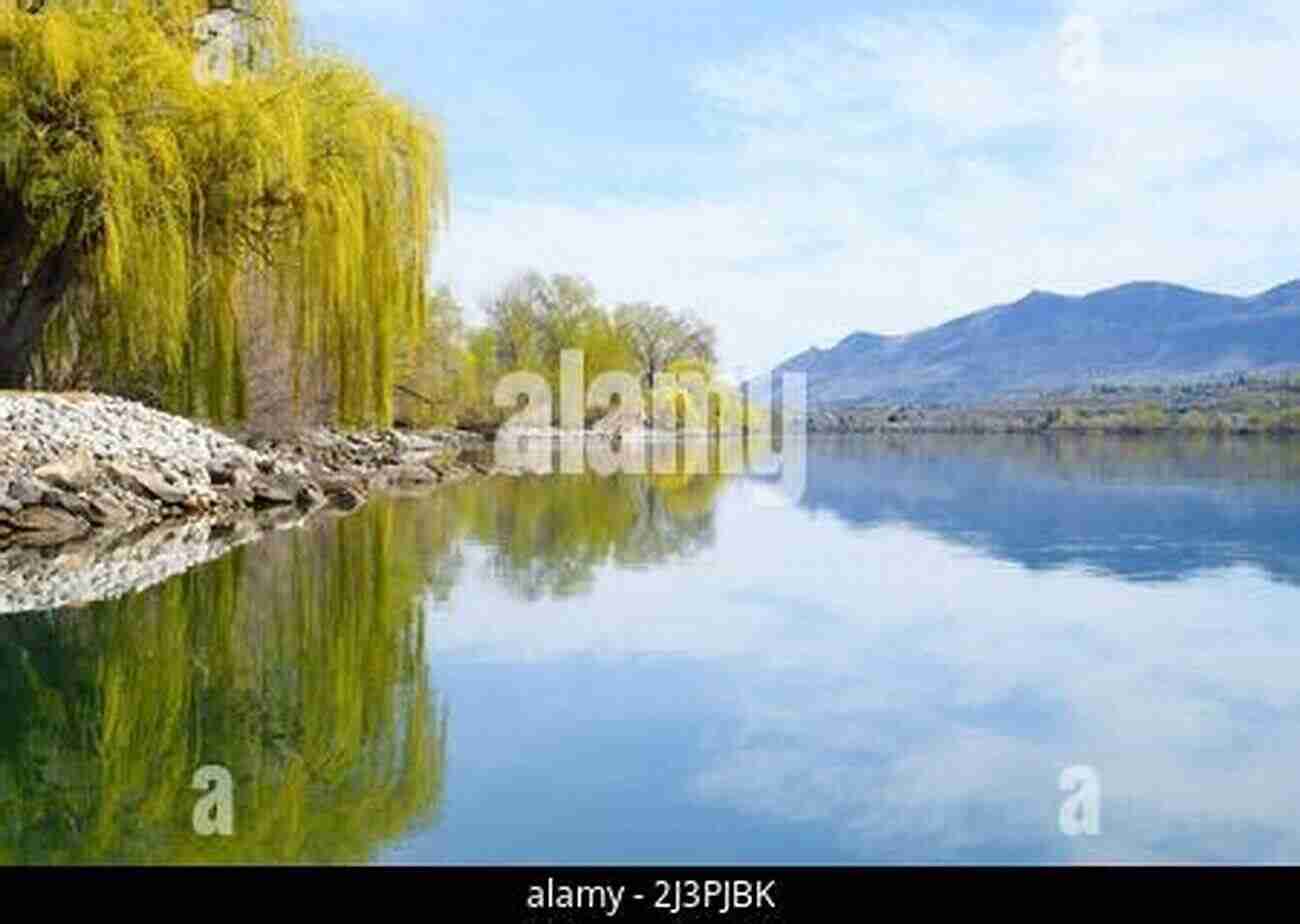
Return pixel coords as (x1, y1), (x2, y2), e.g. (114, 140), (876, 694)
(1247, 412), (1272, 432)
(1123, 403), (1170, 431)
(1273, 408), (1300, 433)
(1048, 407), (1084, 429)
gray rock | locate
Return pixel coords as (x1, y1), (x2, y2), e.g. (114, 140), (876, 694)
(0, 481), (17, 515)
(34, 447), (98, 492)
(9, 476), (48, 506)
(3, 506), (89, 547)
(43, 488), (94, 519)
(107, 462), (192, 506)
(1, 393), (480, 562)
(320, 478), (367, 512)
(207, 454), (253, 487)
(294, 481), (325, 512)
(251, 473), (304, 507)
(83, 493), (134, 527)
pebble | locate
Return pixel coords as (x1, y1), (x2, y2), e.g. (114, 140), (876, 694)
(0, 393), (491, 614)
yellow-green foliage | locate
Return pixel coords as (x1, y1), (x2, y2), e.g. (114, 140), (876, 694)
(1118, 403), (1170, 431)
(449, 469), (725, 599)
(1246, 407), (1300, 434)
(0, 473), (732, 862)
(475, 274), (723, 430)
(647, 358), (751, 433)
(0, 0), (446, 424)
(0, 503), (447, 864)
(1048, 407), (1083, 429)
(394, 288), (470, 427)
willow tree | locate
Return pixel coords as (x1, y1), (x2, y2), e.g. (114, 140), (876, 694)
(0, 0), (446, 423)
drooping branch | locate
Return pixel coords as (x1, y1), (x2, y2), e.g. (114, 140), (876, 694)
(0, 1), (448, 423)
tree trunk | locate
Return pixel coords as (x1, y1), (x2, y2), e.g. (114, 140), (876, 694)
(0, 191), (81, 390)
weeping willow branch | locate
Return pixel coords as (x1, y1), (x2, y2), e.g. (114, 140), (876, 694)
(0, 0), (448, 424)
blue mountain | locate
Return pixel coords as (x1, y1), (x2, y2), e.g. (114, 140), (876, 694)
(759, 280), (1300, 406)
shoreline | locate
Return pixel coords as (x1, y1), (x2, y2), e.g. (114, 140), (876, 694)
(792, 394), (1300, 436)
(5, 389), (1296, 541)
(3, 392), (1298, 613)
(0, 393), (492, 558)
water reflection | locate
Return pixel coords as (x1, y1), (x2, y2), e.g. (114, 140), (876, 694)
(0, 504), (447, 864)
(401, 435), (1300, 864)
(801, 434), (1300, 584)
(462, 472), (724, 599)
(6, 435), (1300, 864)
(0, 470), (725, 864)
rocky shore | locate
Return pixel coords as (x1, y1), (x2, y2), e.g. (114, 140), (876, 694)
(0, 392), (491, 563)
(3, 517), (267, 613)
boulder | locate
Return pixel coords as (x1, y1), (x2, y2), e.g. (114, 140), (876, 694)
(295, 481), (326, 512)
(106, 462), (191, 506)
(320, 478), (367, 512)
(178, 491), (216, 514)
(251, 472), (322, 511)
(251, 473), (300, 507)
(43, 489), (94, 520)
(34, 447), (98, 492)
(83, 493), (135, 527)
(3, 506), (90, 547)
(207, 455), (253, 488)
(8, 476), (48, 507)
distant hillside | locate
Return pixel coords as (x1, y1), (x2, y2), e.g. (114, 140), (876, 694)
(757, 280), (1300, 407)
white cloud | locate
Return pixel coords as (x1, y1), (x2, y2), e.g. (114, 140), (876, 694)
(432, 2), (1300, 373)
(426, 492), (1300, 860)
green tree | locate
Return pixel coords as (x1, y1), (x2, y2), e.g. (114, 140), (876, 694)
(459, 326), (501, 430)
(0, 0), (446, 424)
(394, 287), (469, 427)
(613, 302), (716, 389)
(484, 272), (603, 376)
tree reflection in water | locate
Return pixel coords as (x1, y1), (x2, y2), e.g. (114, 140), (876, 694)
(0, 466), (727, 863)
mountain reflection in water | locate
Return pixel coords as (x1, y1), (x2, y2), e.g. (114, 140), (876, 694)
(5, 435), (1300, 864)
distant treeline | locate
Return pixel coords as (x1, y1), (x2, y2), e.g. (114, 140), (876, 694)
(393, 271), (730, 434)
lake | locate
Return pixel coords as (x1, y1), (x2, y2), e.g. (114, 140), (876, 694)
(3, 434), (1300, 864)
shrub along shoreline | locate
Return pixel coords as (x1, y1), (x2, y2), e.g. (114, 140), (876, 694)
(794, 381), (1300, 435)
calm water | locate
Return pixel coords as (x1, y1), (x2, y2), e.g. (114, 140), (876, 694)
(4, 434), (1300, 864)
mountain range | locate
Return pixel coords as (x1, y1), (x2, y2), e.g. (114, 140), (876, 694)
(757, 280), (1300, 407)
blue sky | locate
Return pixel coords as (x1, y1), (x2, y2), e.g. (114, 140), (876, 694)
(302, 1), (1300, 374)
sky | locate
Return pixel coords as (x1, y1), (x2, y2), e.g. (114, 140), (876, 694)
(300, 0), (1300, 376)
